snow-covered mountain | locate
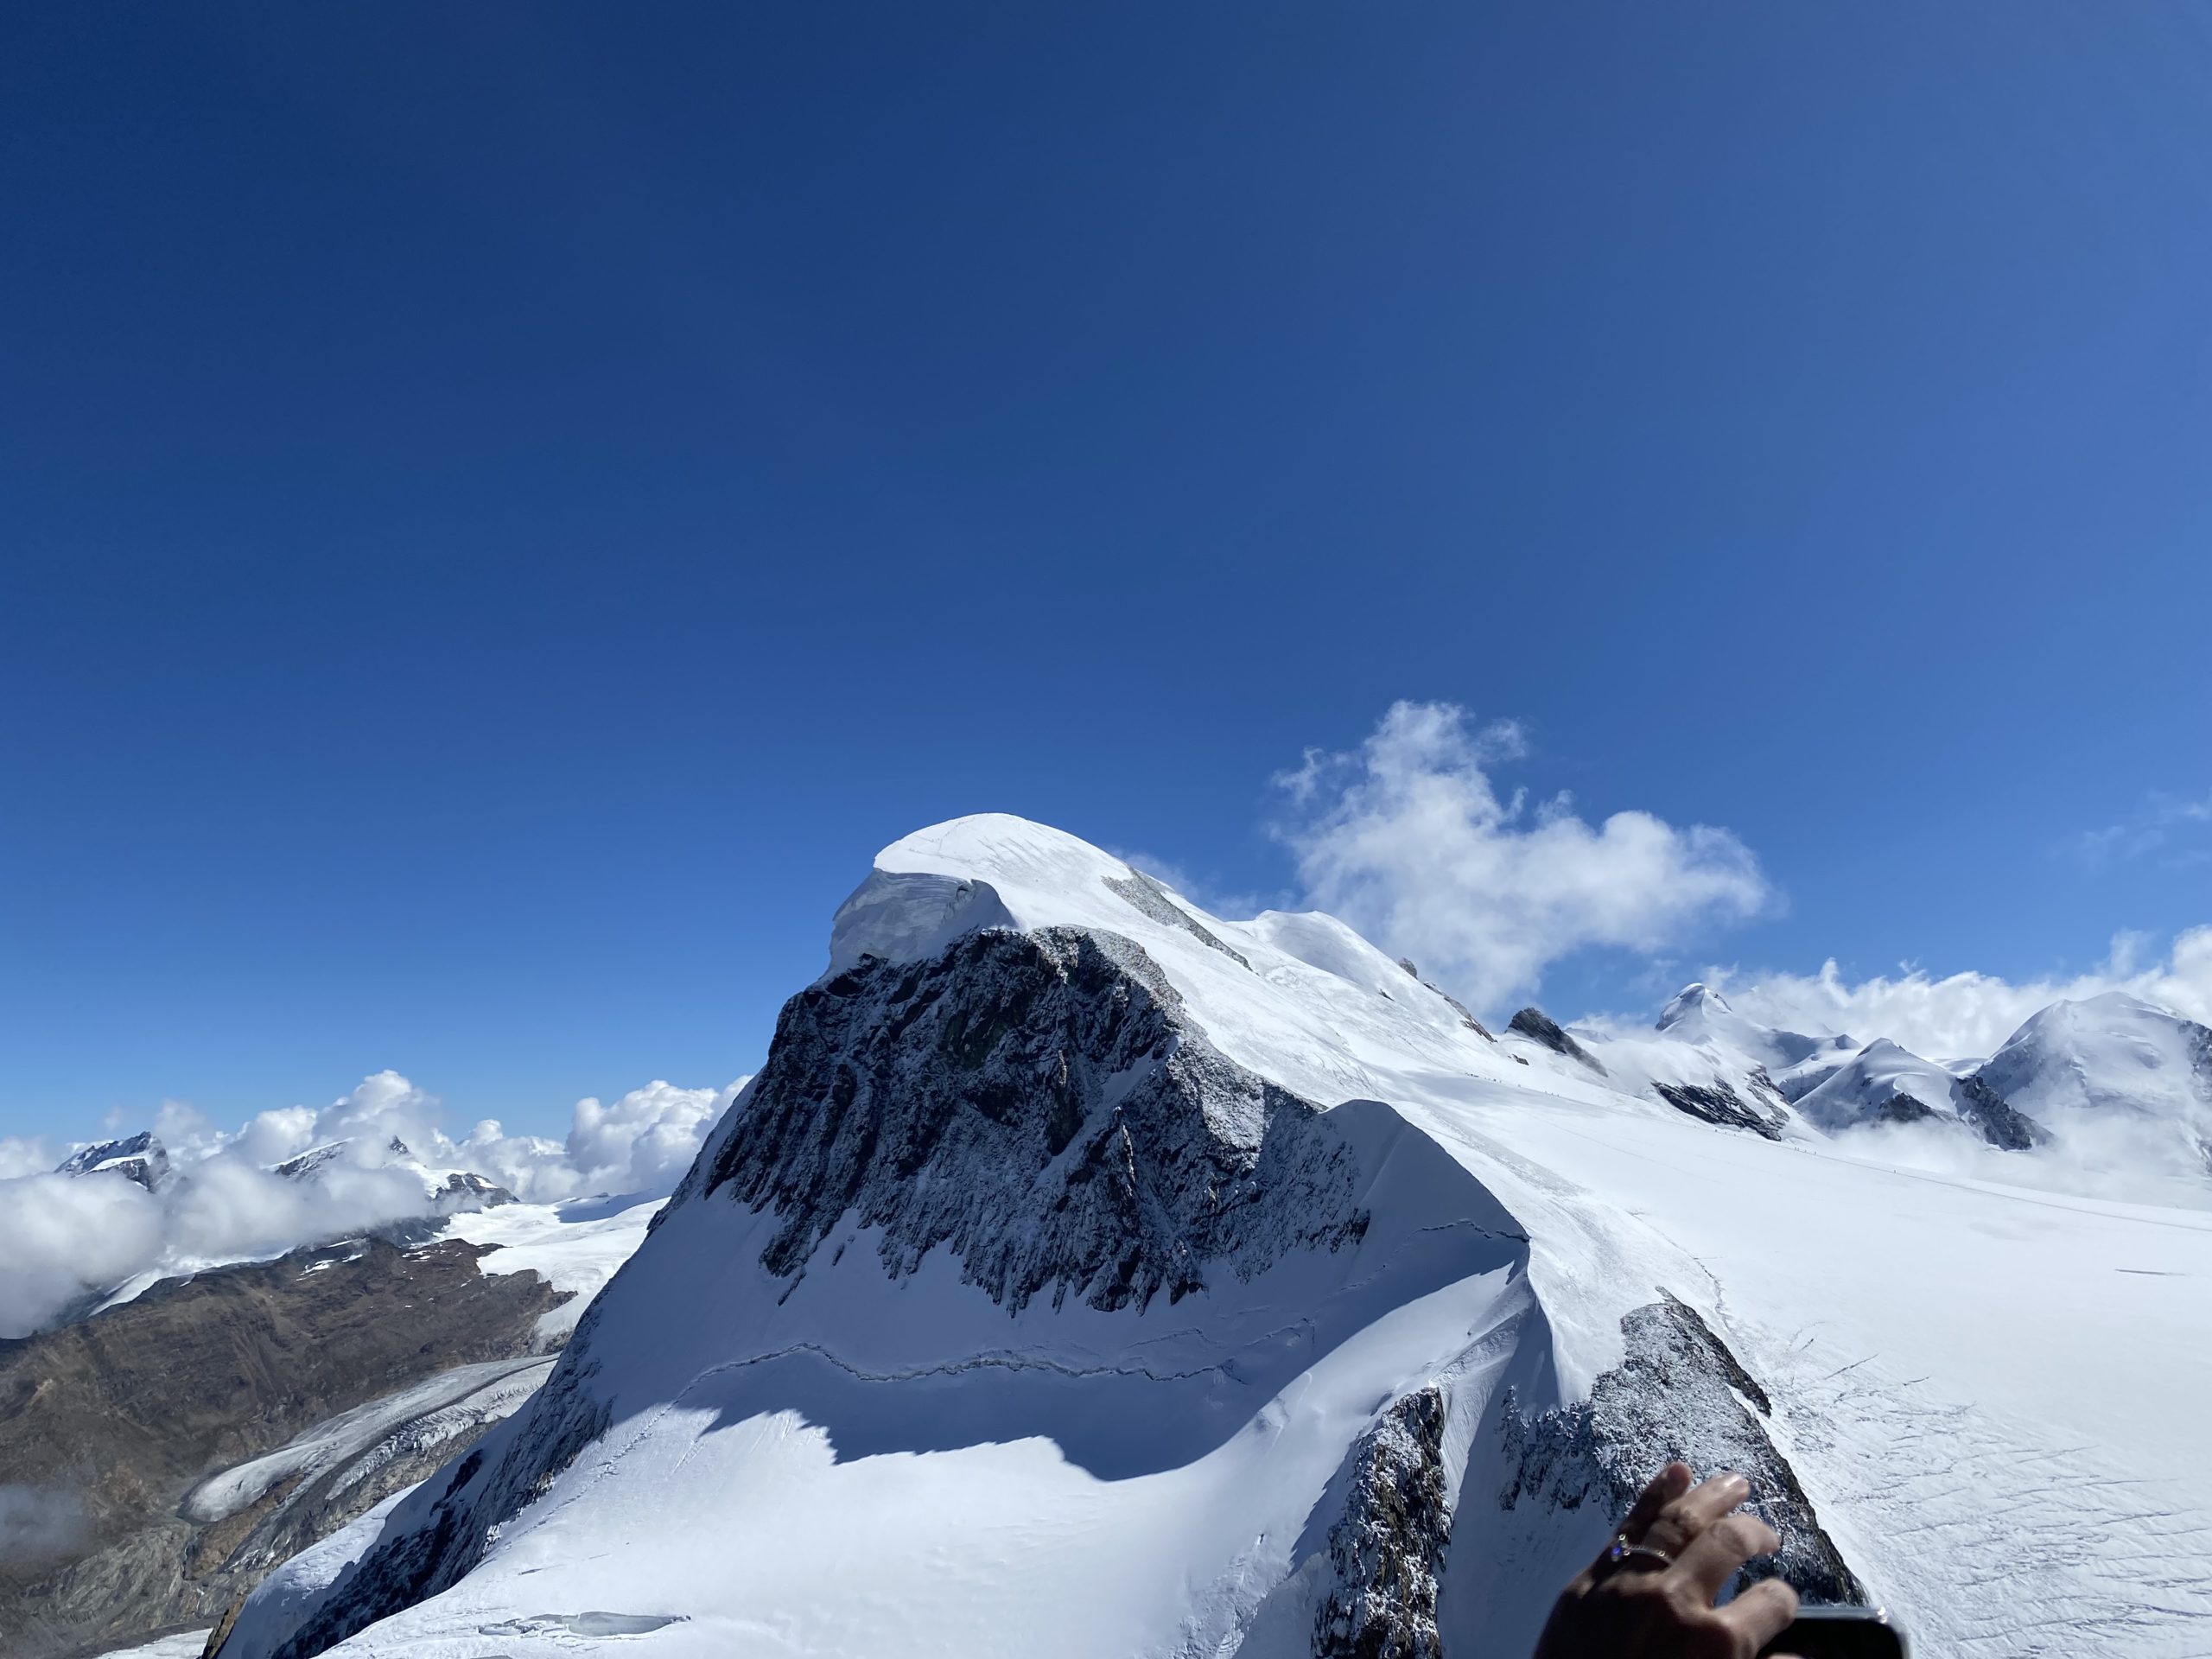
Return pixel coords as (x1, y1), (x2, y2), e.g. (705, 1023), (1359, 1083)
(1795, 1038), (2047, 1149)
(54, 1130), (173, 1191)
(276, 1135), (518, 1213)
(1974, 992), (2212, 1173)
(1516, 988), (1807, 1141)
(210, 816), (2212, 1659)
(1655, 982), (1858, 1086)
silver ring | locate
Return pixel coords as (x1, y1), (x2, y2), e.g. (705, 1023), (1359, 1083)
(1605, 1533), (1675, 1573)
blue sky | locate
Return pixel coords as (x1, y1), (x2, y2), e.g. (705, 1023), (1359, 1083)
(3, 3), (2208, 1145)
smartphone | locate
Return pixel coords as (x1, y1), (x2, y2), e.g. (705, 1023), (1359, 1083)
(1758, 1605), (1908, 1658)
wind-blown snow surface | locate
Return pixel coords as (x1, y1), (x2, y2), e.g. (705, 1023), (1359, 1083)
(220, 817), (2212, 1659)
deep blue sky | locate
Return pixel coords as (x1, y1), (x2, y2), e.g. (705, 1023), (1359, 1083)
(4, 3), (2208, 1141)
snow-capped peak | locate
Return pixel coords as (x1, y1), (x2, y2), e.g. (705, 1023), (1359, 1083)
(1974, 991), (2212, 1175)
(54, 1129), (171, 1192)
(1652, 979), (1853, 1078)
(1656, 981), (1731, 1023)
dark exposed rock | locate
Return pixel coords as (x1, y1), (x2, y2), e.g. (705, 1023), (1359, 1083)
(1316, 1389), (1452, 1659)
(435, 1170), (517, 1208)
(1390, 963), (1493, 1039)
(1872, 1093), (1938, 1126)
(703, 926), (1366, 1313)
(1432, 989), (1493, 1041)
(1101, 872), (1251, 970)
(1953, 1074), (2047, 1151)
(1499, 1295), (1864, 1606)
(1508, 1009), (1607, 1077)
(0, 1238), (565, 1659)
(1650, 1079), (1787, 1141)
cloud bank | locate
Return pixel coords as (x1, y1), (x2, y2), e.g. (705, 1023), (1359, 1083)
(1700, 927), (2212, 1062)
(0, 1070), (748, 1339)
(1274, 701), (1773, 1009)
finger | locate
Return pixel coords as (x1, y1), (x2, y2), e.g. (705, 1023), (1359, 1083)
(1618, 1462), (1694, 1546)
(1643, 1469), (1750, 1557)
(1720, 1576), (1799, 1652)
(1675, 1511), (1781, 1600)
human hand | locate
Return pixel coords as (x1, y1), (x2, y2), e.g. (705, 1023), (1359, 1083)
(1531, 1462), (1801, 1659)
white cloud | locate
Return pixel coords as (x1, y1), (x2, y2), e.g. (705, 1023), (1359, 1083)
(0, 1068), (751, 1339)
(565, 1080), (740, 1198)
(0, 1485), (87, 1565)
(1274, 701), (1773, 1009)
(0, 1173), (165, 1338)
(233, 1106), (320, 1167)
(2073, 789), (2212, 870)
(0, 1137), (54, 1180)
(1699, 926), (2212, 1060)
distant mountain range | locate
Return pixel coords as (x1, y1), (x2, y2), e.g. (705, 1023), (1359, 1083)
(1525, 979), (2211, 1170)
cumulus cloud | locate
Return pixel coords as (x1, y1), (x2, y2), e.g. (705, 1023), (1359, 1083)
(1274, 701), (1773, 1009)
(454, 1078), (747, 1204)
(565, 1081), (735, 1198)
(0, 1069), (749, 1339)
(0, 1137), (54, 1180)
(1700, 927), (2212, 1062)
(0, 1173), (166, 1338)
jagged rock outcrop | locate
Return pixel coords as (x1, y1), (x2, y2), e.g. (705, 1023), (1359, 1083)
(0, 1238), (565, 1659)
(1394, 959), (1493, 1039)
(1650, 1078), (1788, 1141)
(1497, 1295), (1863, 1605)
(1316, 1389), (1452, 1659)
(1952, 1075), (2046, 1150)
(1508, 1009), (1606, 1077)
(702, 925), (1367, 1312)
(1102, 871), (1253, 970)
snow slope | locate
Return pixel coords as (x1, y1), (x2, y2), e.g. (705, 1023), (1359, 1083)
(446, 1194), (666, 1346)
(1976, 992), (2212, 1176)
(216, 816), (2212, 1659)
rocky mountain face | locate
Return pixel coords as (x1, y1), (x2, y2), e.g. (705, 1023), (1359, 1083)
(213, 920), (1421, 1659)
(1506, 1008), (1605, 1076)
(0, 1236), (565, 1659)
(1314, 1389), (1453, 1659)
(1493, 1297), (1862, 1606)
(701, 925), (1369, 1312)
